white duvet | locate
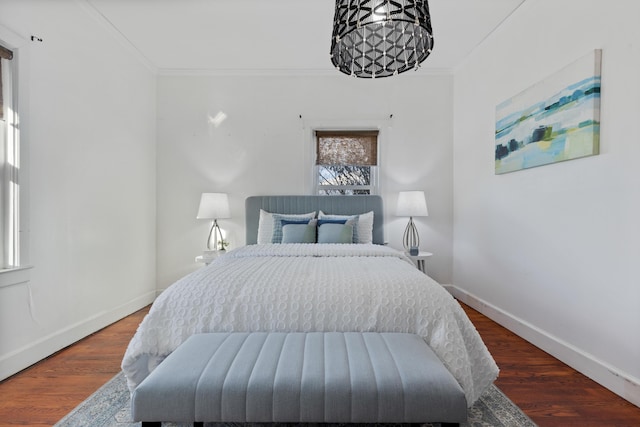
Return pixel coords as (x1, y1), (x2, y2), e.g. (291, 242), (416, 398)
(122, 244), (498, 406)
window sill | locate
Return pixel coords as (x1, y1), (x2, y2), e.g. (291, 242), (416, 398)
(0, 265), (33, 288)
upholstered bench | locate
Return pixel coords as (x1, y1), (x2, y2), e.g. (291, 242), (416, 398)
(131, 332), (467, 427)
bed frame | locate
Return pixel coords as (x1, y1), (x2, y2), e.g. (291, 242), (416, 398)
(245, 195), (384, 245)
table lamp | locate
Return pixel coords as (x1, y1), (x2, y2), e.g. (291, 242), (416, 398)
(196, 193), (230, 252)
(396, 191), (428, 255)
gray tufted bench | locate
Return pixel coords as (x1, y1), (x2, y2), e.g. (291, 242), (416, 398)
(131, 332), (467, 427)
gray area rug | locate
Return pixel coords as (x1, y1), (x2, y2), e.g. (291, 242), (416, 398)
(55, 372), (537, 427)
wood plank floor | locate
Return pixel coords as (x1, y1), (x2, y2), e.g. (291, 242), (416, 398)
(0, 307), (149, 427)
(462, 304), (640, 426)
(0, 303), (639, 426)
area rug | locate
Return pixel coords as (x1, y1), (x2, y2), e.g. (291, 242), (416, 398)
(55, 372), (537, 427)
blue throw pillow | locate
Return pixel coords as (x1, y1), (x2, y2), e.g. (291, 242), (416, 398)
(317, 223), (354, 244)
(282, 222), (317, 243)
(317, 218), (347, 225)
(319, 211), (369, 243)
(272, 216), (316, 243)
(317, 218), (359, 243)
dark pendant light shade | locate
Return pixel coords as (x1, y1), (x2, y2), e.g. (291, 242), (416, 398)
(330, 0), (434, 78)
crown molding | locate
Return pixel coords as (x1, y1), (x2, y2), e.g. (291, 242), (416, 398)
(157, 67), (453, 77)
(77, 0), (454, 78)
(76, 0), (158, 74)
(453, 0), (528, 73)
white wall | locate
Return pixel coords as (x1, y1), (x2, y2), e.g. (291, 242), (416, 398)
(0, 0), (157, 380)
(452, 0), (640, 405)
(156, 74), (453, 289)
(5, 0), (637, 409)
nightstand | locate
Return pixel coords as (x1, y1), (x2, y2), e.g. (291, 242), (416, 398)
(406, 251), (433, 275)
(195, 251), (223, 265)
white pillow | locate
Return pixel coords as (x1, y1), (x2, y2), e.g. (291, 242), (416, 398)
(318, 210), (374, 244)
(257, 209), (316, 244)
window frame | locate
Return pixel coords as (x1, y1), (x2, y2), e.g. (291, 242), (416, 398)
(0, 25), (31, 287)
(313, 129), (380, 196)
(1, 47), (18, 269)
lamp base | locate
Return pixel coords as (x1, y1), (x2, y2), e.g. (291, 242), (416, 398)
(409, 247), (419, 256)
(402, 217), (420, 252)
(207, 219), (227, 252)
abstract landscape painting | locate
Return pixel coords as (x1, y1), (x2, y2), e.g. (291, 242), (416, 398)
(495, 49), (601, 174)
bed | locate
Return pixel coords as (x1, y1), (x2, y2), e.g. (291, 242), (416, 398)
(121, 195), (499, 407)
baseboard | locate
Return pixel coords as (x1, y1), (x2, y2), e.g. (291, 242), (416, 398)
(0, 291), (156, 381)
(444, 284), (640, 408)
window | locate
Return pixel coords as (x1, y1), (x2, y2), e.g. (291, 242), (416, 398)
(0, 42), (18, 269)
(314, 130), (378, 195)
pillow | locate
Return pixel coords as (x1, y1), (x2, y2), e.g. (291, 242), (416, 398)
(272, 215), (317, 243)
(257, 209), (315, 244)
(281, 221), (317, 243)
(317, 217), (358, 242)
(317, 218), (348, 225)
(317, 223), (354, 244)
(318, 210), (373, 244)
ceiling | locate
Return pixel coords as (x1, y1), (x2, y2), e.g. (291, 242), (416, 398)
(85, 0), (526, 75)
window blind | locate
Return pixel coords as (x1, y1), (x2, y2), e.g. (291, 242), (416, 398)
(0, 45), (12, 60)
(315, 130), (378, 166)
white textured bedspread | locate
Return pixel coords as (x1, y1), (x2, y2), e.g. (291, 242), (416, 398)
(122, 244), (498, 405)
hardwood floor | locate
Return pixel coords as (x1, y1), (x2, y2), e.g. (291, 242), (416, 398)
(0, 307), (149, 427)
(0, 303), (639, 426)
(462, 304), (640, 426)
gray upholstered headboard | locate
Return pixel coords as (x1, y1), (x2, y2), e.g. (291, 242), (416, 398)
(245, 195), (384, 245)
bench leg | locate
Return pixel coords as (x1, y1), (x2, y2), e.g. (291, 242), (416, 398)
(441, 423), (459, 427)
(194, 423), (203, 427)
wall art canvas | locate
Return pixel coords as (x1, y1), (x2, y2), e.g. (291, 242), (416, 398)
(495, 49), (602, 174)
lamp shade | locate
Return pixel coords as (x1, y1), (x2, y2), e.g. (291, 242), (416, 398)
(330, 0), (434, 78)
(396, 191), (428, 217)
(196, 193), (230, 219)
